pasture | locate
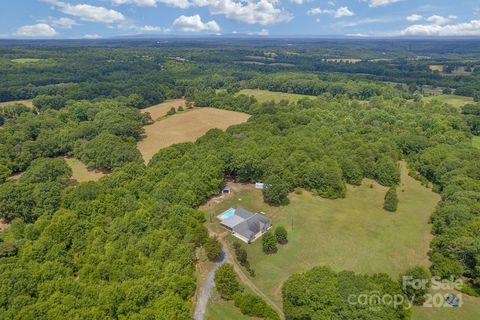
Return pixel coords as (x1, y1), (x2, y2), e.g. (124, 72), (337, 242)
(413, 292), (480, 320)
(205, 162), (440, 307)
(138, 107), (250, 163)
(65, 157), (107, 183)
(141, 99), (186, 120)
(423, 94), (473, 109)
(236, 89), (314, 103)
(11, 58), (45, 64)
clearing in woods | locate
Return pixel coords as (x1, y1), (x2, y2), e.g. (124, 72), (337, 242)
(141, 99), (186, 120)
(0, 100), (33, 108)
(205, 162), (440, 308)
(236, 89), (314, 103)
(423, 94), (473, 109)
(65, 157), (107, 183)
(138, 106), (250, 163)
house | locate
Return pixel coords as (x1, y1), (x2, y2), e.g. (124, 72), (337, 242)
(217, 207), (272, 243)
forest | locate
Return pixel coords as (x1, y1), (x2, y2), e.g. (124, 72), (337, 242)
(0, 39), (479, 319)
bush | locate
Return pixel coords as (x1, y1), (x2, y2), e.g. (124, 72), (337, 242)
(0, 165), (12, 183)
(233, 292), (279, 319)
(262, 232), (278, 254)
(214, 264), (241, 300)
(166, 107), (176, 116)
(204, 236), (222, 262)
(274, 226), (288, 244)
(384, 187), (398, 212)
(178, 106), (184, 112)
(0, 242), (18, 258)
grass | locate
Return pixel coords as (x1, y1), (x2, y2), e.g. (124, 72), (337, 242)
(413, 291), (480, 320)
(236, 89), (314, 103)
(141, 99), (186, 121)
(11, 58), (45, 64)
(423, 94), (473, 109)
(138, 107), (250, 163)
(205, 289), (255, 320)
(472, 136), (480, 149)
(0, 100), (33, 108)
(205, 162), (440, 307)
(64, 157), (107, 183)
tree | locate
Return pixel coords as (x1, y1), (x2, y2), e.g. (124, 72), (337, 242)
(263, 175), (290, 205)
(274, 226), (288, 244)
(32, 95), (66, 111)
(304, 159), (346, 199)
(0, 165), (12, 183)
(76, 133), (142, 170)
(214, 264), (241, 300)
(384, 187), (398, 212)
(400, 266), (431, 305)
(204, 236), (222, 262)
(262, 232), (278, 254)
(19, 157), (72, 184)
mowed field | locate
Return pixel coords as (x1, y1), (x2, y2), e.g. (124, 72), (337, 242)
(138, 106), (250, 162)
(473, 136), (480, 149)
(64, 157), (106, 183)
(236, 89), (314, 103)
(423, 94), (473, 109)
(141, 99), (186, 120)
(206, 162), (440, 307)
(0, 100), (33, 108)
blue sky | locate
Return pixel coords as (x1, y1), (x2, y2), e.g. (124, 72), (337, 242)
(1, 0), (480, 38)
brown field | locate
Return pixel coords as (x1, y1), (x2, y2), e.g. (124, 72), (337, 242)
(65, 157), (107, 183)
(138, 107), (250, 163)
(141, 99), (186, 121)
(0, 100), (33, 108)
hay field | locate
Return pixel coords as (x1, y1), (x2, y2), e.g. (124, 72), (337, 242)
(141, 99), (186, 120)
(138, 107), (250, 163)
(0, 100), (33, 108)
(423, 94), (473, 109)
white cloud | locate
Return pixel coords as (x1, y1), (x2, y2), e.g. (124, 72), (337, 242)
(114, 0), (292, 25)
(400, 20), (480, 36)
(51, 17), (78, 28)
(289, 0), (311, 3)
(48, 1), (125, 23)
(139, 25), (161, 31)
(248, 28), (269, 35)
(307, 6), (354, 18)
(14, 23), (57, 37)
(426, 15), (455, 26)
(368, 0), (401, 7)
(112, 0), (191, 9)
(406, 14), (423, 22)
(172, 14), (220, 32)
(81, 34), (101, 39)
(116, 21), (162, 32)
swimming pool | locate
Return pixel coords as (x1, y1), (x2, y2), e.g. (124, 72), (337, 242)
(218, 208), (236, 220)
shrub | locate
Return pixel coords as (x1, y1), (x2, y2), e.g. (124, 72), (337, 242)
(166, 107), (176, 116)
(262, 232), (278, 254)
(274, 226), (288, 244)
(384, 187), (399, 212)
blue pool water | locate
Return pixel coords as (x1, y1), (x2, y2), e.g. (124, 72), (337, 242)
(219, 208), (236, 220)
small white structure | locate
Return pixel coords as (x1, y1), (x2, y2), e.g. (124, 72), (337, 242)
(255, 182), (265, 190)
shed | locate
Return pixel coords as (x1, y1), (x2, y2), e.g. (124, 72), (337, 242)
(255, 183), (265, 190)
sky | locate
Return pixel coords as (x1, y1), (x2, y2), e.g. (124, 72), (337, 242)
(1, 0), (480, 39)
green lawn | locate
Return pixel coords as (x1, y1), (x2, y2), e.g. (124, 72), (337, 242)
(423, 94), (473, 109)
(236, 89), (314, 103)
(473, 136), (480, 149)
(413, 291), (480, 320)
(206, 162), (439, 308)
